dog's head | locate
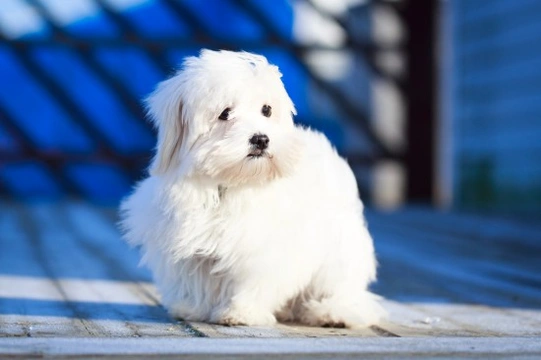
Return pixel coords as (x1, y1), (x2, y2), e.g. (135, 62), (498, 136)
(146, 49), (302, 186)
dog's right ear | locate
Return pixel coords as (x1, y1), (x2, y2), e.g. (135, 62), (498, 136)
(145, 74), (187, 175)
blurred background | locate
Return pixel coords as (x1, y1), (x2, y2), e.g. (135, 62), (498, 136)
(0, 0), (540, 217)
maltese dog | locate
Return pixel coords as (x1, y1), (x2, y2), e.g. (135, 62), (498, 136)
(120, 49), (385, 328)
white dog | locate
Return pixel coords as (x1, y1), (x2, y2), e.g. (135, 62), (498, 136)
(120, 49), (385, 328)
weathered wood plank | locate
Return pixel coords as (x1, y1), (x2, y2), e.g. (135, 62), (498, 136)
(190, 321), (378, 338)
(3, 278), (538, 339)
(380, 300), (541, 337)
(1, 201), (540, 343)
(0, 275), (195, 338)
(417, 303), (541, 336)
(1, 337), (541, 358)
(0, 315), (193, 338)
(0, 200), (193, 338)
(0, 276), (157, 305)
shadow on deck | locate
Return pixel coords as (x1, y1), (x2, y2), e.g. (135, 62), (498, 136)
(0, 200), (540, 355)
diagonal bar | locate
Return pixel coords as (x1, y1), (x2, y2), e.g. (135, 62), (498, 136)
(93, 0), (174, 76)
(29, 0), (154, 136)
(305, 0), (406, 89)
(2, 37), (141, 182)
(0, 104), (84, 196)
(161, 0), (214, 44)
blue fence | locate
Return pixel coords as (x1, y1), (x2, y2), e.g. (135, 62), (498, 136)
(1, 0), (399, 204)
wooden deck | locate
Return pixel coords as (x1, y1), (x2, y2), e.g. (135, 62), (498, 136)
(1, 201), (540, 358)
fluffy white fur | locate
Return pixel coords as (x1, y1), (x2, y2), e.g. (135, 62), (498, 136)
(120, 49), (385, 328)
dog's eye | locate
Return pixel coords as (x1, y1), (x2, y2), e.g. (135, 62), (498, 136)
(262, 105), (272, 118)
(219, 108), (231, 121)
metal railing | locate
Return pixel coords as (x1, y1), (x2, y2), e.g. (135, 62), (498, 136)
(0, 0), (436, 203)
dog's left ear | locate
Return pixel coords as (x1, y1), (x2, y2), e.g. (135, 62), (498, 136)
(145, 74), (188, 175)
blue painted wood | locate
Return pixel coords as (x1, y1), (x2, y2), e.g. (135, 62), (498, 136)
(452, 0), (541, 212)
(368, 208), (541, 308)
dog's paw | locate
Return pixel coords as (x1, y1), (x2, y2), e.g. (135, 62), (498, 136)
(217, 316), (248, 327)
(300, 308), (350, 328)
(215, 308), (277, 327)
(299, 294), (386, 328)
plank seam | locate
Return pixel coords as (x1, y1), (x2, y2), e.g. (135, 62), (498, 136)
(369, 325), (400, 337)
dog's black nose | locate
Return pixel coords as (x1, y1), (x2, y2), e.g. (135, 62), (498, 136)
(249, 134), (269, 150)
